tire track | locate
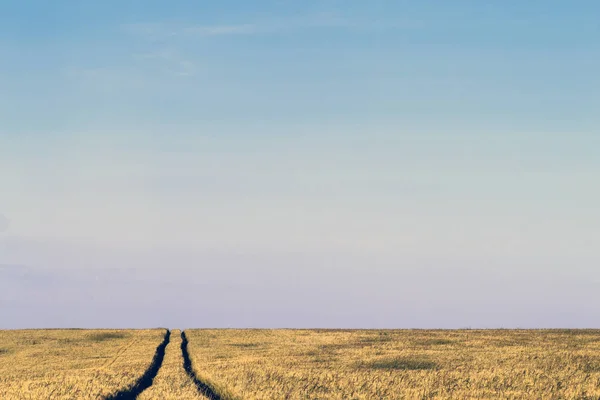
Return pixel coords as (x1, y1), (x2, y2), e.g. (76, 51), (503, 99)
(104, 329), (171, 400)
(104, 338), (139, 368)
(181, 331), (223, 400)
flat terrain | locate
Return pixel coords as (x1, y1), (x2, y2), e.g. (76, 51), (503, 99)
(0, 329), (166, 400)
(185, 329), (600, 399)
(3, 329), (600, 399)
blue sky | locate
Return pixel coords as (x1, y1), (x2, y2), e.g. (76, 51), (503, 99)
(1, 1), (599, 328)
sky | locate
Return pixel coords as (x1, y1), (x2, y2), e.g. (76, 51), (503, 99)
(1, 1), (599, 329)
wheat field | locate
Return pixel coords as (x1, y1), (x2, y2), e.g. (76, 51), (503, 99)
(3, 328), (600, 399)
(185, 329), (600, 400)
(0, 329), (166, 400)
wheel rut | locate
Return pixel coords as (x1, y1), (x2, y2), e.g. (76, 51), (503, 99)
(104, 338), (139, 368)
(181, 331), (223, 400)
(104, 329), (170, 400)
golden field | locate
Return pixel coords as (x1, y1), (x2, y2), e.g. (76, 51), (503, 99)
(138, 329), (207, 400)
(3, 328), (600, 399)
(186, 329), (600, 400)
(0, 329), (166, 400)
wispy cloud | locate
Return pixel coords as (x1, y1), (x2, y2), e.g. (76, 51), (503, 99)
(0, 213), (9, 232)
(183, 24), (257, 36)
(122, 12), (358, 40)
(123, 22), (257, 39)
(114, 12), (394, 80)
(122, 22), (178, 39)
(132, 49), (197, 77)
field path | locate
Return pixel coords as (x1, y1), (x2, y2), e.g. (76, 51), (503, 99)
(104, 329), (171, 400)
(138, 329), (208, 399)
(181, 331), (223, 400)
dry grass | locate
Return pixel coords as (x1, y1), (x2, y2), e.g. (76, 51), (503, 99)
(0, 329), (166, 400)
(186, 329), (600, 399)
(138, 329), (206, 400)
